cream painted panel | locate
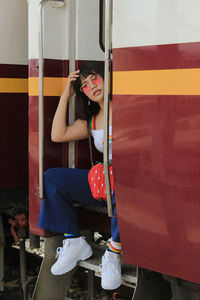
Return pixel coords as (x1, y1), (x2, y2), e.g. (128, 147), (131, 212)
(28, 0), (69, 60)
(76, 0), (104, 61)
(28, 0), (103, 61)
(43, 2), (68, 59)
(113, 0), (200, 49)
(0, 0), (28, 64)
(28, 0), (40, 59)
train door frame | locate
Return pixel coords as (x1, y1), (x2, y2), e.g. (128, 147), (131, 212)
(67, 0), (76, 170)
(31, 1), (72, 299)
(103, 0), (114, 217)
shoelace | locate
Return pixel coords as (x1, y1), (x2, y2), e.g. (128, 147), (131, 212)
(56, 239), (70, 257)
(55, 237), (86, 258)
(99, 258), (120, 276)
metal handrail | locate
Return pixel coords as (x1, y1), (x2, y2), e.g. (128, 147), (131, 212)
(104, 0), (114, 217)
(38, 0), (47, 198)
(38, 0), (65, 198)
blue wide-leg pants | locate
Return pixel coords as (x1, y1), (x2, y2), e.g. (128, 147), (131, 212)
(38, 168), (120, 242)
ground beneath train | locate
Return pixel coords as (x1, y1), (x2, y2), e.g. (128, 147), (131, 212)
(0, 246), (134, 300)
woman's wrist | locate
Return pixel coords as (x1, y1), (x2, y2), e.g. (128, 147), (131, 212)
(61, 89), (70, 102)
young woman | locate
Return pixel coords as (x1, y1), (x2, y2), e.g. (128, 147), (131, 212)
(38, 62), (121, 290)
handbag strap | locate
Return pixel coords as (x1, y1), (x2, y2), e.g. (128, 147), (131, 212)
(87, 118), (94, 167)
(90, 115), (96, 130)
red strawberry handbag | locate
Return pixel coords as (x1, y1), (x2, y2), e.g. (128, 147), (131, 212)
(87, 118), (114, 201)
(88, 163), (114, 200)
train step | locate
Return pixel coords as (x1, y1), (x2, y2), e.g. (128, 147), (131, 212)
(78, 243), (137, 288)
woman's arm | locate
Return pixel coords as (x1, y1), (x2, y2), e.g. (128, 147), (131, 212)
(51, 70), (88, 143)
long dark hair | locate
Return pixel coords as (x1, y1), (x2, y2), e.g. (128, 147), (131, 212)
(72, 61), (104, 120)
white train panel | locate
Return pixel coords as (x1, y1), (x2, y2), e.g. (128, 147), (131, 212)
(0, 0), (28, 64)
(113, 0), (200, 49)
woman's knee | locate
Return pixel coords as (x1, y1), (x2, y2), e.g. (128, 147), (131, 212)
(43, 168), (73, 196)
(44, 168), (57, 179)
(44, 167), (68, 181)
(43, 168), (62, 195)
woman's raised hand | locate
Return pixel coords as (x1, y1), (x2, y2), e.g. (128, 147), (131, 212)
(64, 70), (80, 98)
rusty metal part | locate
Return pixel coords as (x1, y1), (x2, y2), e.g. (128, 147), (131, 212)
(112, 292), (125, 300)
(8, 210), (28, 243)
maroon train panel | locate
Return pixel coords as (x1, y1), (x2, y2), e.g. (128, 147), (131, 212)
(0, 64), (28, 190)
(113, 42), (200, 71)
(112, 43), (200, 283)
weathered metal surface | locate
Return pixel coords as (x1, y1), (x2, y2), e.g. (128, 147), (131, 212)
(31, 235), (73, 300)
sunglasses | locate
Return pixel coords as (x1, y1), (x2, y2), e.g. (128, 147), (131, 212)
(80, 74), (102, 93)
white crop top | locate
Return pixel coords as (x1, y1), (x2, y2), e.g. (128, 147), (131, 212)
(90, 115), (112, 161)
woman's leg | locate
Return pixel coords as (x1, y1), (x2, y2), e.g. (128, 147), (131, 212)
(38, 167), (105, 276)
(111, 192), (120, 243)
(101, 192), (122, 290)
(38, 167), (104, 234)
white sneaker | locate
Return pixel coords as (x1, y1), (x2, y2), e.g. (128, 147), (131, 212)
(100, 250), (122, 290)
(51, 237), (93, 275)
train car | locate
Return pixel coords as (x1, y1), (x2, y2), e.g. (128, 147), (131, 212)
(1, 0), (200, 299)
(0, 0), (29, 292)
(28, 1), (200, 299)
(112, 1), (200, 299)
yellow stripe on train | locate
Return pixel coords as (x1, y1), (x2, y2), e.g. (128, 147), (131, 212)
(113, 68), (200, 95)
(0, 77), (67, 96)
(28, 77), (67, 96)
(2, 69), (200, 96)
(0, 78), (28, 93)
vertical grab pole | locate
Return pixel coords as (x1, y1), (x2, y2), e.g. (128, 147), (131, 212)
(104, 0), (114, 217)
(38, 0), (47, 198)
(68, 0), (76, 168)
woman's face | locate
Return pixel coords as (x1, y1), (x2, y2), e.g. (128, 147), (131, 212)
(80, 73), (104, 103)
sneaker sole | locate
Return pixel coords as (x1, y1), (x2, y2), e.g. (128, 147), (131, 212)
(101, 279), (122, 290)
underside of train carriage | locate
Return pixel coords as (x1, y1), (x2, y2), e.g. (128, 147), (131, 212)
(1, 0), (200, 299)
